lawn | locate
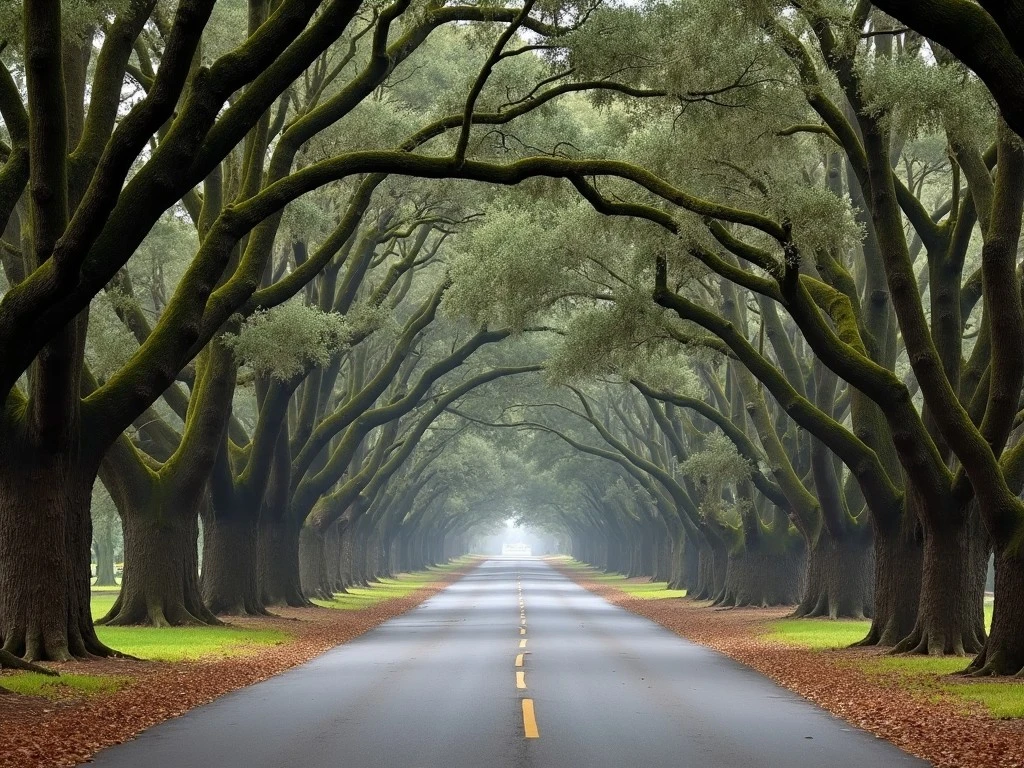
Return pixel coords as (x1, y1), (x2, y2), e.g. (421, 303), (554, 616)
(945, 682), (1024, 719)
(766, 618), (873, 649)
(88, 591), (288, 661)
(95, 625), (289, 661)
(91, 592), (117, 620)
(766, 602), (995, 650)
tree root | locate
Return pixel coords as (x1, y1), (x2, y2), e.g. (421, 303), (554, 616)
(964, 648), (1024, 677)
(891, 624), (984, 657)
(98, 600), (223, 628)
(0, 648), (59, 676)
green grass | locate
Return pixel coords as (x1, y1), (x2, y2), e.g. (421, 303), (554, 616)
(865, 655), (969, 676)
(548, 557), (686, 599)
(862, 654), (1024, 719)
(767, 605), (995, 651)
(91, 592), (118, 620)
(89, 593), (288, 661)
(620, 581), (688, 600)
(94, 625), (289, 661)
(765, 618), (873, 649)
(0, 672), (129, 699)
(945, 682), (1024, 719)
(768, 610), (1023, 720)
(313, 558), (474, 611)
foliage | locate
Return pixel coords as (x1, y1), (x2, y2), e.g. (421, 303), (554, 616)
(223, 302), (352, 381)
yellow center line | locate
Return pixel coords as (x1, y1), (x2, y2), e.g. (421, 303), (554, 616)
(515, 653), (525, 667)
(516, 670), (526, 689)
(521, 618), (527, 626)
(519, 639), (527, 648)
(520, 627), (526, 635)
(522, 699), (540, 738)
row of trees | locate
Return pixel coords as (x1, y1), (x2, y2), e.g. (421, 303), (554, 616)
(1, 0), (1022, 682)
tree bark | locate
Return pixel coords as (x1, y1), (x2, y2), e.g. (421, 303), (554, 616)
(894, 504), (987, 655)
(299, 524), (334, 600)
(692, 539), (727, 601)
(857, 511), (921, 646)
(0, 452), (111, 660)
(792, 529), (874, 621)
(201, 506), (266, 616)
(258, 511), (309, 607)
(717, 544), (805, 608)
(100, 497), (217, 627)
(967, 548), (1024, 676)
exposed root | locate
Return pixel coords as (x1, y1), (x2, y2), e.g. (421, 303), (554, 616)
(964, 648), (1024, 677)
(892, 623), (984, 657)
(98, 598), (222, 628)
(0, 648), (59, 676)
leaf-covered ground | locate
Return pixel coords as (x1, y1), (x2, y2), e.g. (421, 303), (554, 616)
(0, 560), (476, 768)
(553, 559), (1024, 768)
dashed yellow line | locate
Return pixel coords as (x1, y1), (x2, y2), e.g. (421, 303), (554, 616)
(522, 699), (540, 738)
(516, 574), (538, 739)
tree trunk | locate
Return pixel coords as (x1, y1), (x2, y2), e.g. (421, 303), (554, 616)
(856, 513), (921, 646)
(0, 455), (111, 660)
(100, 499), (218, 627)
(257, 512), (309, 607)
(201, 508), (267, 616)
(792, 529), (874, 621)
(894, 506), (987, 655)
(92, 517), (118, 587)
(692, 540), (727, 601)
(667, 530), (687, 589)
(717, 545), (806, 608)
(967, 547), (1024, 676)
(299, 525), (334, 600)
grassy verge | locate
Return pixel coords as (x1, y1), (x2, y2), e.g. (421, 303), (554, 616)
(550, 557), (687, 600)
(89, 589), (283, 662)
(0, 673), (129, 699)
(765, 606), (1021, 720)
(765, 618), (872, 649)
(766, 602), (995, 651)
(860, 655), (1024, 719)
(95, 626), (289, 661)
(313, 557), (475, 611)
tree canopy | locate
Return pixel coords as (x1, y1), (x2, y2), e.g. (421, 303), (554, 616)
(1, 0), (1023, 681)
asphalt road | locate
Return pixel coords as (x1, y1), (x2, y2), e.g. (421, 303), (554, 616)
(82, 558), (928, 768)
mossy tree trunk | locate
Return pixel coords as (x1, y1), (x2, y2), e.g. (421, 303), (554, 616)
(104, 494), (217, 627)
